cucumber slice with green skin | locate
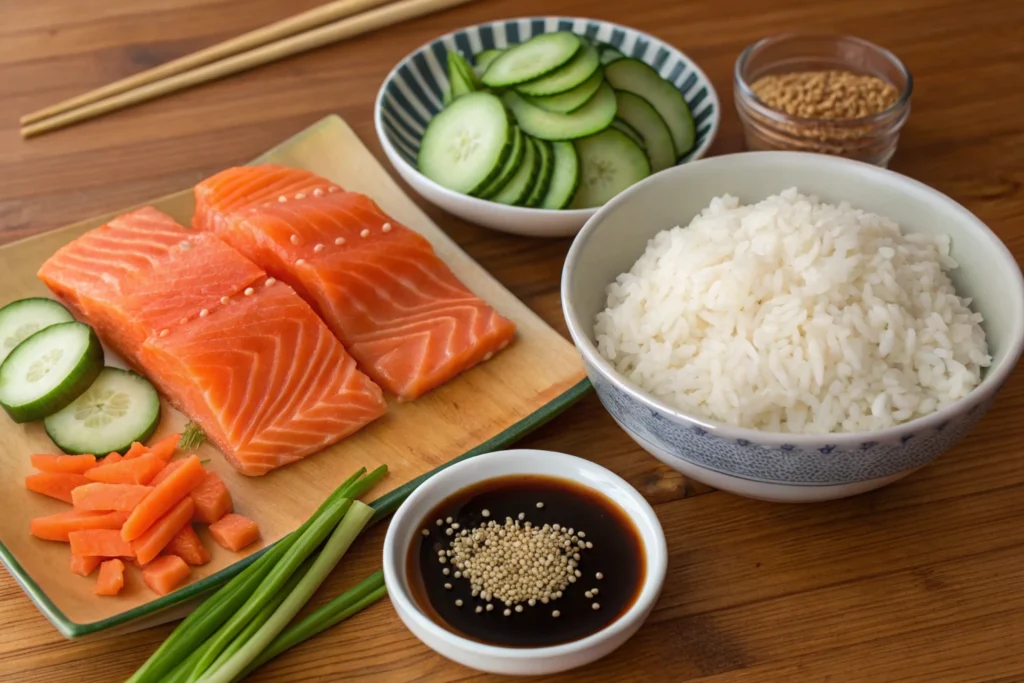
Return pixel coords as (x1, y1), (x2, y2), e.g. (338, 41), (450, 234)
(477, 127), (525, 199)
(504, 82), (617, 141)
(524, 138), (554, 207)
(523, 66), (604, 114)
(611, 118), (647, 150)
(418, 92), (512, 195)
(447, 51), (479, 99)
(538, 141), (581, 210)
(604, 58), (696, 158)
(474, 49), (504, 77)
(0, 298), (74, 364)
(482, 32), (581, 88)
(614, 90), (675, 172)
(44, 367), (160, 455)
(515, 43), (600, 97)
(571, 128), (651, 209)
(492, 135), (540, 206)
(0, 322), (104, 423)
(599, 45), (625, 65)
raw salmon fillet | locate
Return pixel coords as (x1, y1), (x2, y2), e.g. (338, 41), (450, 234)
(38, 207), (387, 476)
(194, 165), (517, 400)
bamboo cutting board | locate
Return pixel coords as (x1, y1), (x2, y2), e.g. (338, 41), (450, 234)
(0, 115), (588, 638)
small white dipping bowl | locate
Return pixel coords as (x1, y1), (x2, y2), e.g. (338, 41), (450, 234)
(382, 449), (667, 676)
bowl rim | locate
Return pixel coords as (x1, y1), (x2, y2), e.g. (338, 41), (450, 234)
(381, 448), (668, 661)
(561, 150), (1024, 446)
(733, 32), (914, 128)
(373, 16), (721, 218)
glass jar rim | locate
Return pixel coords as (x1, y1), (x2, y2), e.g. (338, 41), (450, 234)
(734, 32), (914, 128)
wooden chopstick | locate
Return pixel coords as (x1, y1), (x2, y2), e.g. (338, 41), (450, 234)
(21, 0), (395, 127)
(20, 0), (477, 138)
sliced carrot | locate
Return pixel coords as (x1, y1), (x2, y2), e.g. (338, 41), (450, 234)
(165, 524), (211, 565)
(123, 442), (149, 460)
(70, 554), (102, 577)
(84, 454), (164, 485)
(24, 472), (92, 504)
(102, 452), (124, 465)
(94, 559), (125, 596)
(147, 433), (181, 462)
(150, 459), (186, 487)
(132, 497), (195, 565)
(191, 471), (233, 524)
(72, 483), (153, 512)
(70, 529), (134, 558)
(122, 455), (205, 542)
(208, 513), (260, 552)
(142, 555), (190, 596)
(30, 510), (128, 542)
(31, 454), (97, 474)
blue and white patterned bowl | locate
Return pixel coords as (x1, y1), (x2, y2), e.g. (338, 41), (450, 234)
(374, 17), (720, 238)
(562, 151), (1024, 502)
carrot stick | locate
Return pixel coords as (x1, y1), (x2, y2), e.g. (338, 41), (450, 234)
(147, 433), (182, 461)
(123, 442), (149, 460)
(122, 455), (205, 541)
(31, 454), (97, 474)
(133, 497), (195, 565)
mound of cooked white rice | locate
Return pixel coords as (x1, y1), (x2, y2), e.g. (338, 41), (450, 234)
(594, 189), (992, 434)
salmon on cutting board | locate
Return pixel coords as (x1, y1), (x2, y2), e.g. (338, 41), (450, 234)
(38, 207), (387, 476)
(194, 164), (517, 400)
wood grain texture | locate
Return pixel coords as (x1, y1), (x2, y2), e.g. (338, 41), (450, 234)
(1, 0), (1023, 679)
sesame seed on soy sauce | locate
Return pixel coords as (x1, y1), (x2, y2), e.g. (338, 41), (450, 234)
(407, 475), (645, 647)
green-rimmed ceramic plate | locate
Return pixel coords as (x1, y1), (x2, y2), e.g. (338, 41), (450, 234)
(0, 115), (590, 639)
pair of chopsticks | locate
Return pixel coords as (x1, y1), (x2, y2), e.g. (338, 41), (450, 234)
(20, 0), (477, 138)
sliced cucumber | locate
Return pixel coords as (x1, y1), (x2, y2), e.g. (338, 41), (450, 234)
(515, 43), (600, 97)
(611, 118), (647, 150)
(538, 141), (581, 210)
(614, 90), (675, 172)
(482, 32), (581, 88)
(44, 367), (160, 455)
(0, 298), (74, 364)
(503, 82), (617, 141)
(492, 135), (540, 206)
(605, 58), (695, 158)
(599, 45), (625, 65)
(418, 92), (512, 195)
(0, 322), (104, 423)
(447, 51), (480, 99)
(524, 138), (554, 207)
(571, 128), (651, 209)
(524, 67), (604, 114)
(477, 127), (525, 199)
(474, 49), (504, 76)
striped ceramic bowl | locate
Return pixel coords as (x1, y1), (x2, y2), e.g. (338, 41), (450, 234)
(374, 17), (720, 238)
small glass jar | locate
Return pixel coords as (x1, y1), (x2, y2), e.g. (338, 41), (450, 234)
(734, 33), (913, 167)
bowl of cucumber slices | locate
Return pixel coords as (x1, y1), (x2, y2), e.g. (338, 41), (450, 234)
(374, 17), (719, 238)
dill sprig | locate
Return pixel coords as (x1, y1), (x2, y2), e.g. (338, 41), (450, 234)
(178, 421), (207, 451)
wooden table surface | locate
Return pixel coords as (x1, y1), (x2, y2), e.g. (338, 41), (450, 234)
(2, 0), (1023, 680)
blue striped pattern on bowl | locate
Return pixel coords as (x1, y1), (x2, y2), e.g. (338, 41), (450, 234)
(378, 17), (719, 168)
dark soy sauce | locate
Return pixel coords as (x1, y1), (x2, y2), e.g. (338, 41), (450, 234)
(407, 475), (645, 647)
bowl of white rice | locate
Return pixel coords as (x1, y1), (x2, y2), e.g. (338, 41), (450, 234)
(561, 151), (1024, 502)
